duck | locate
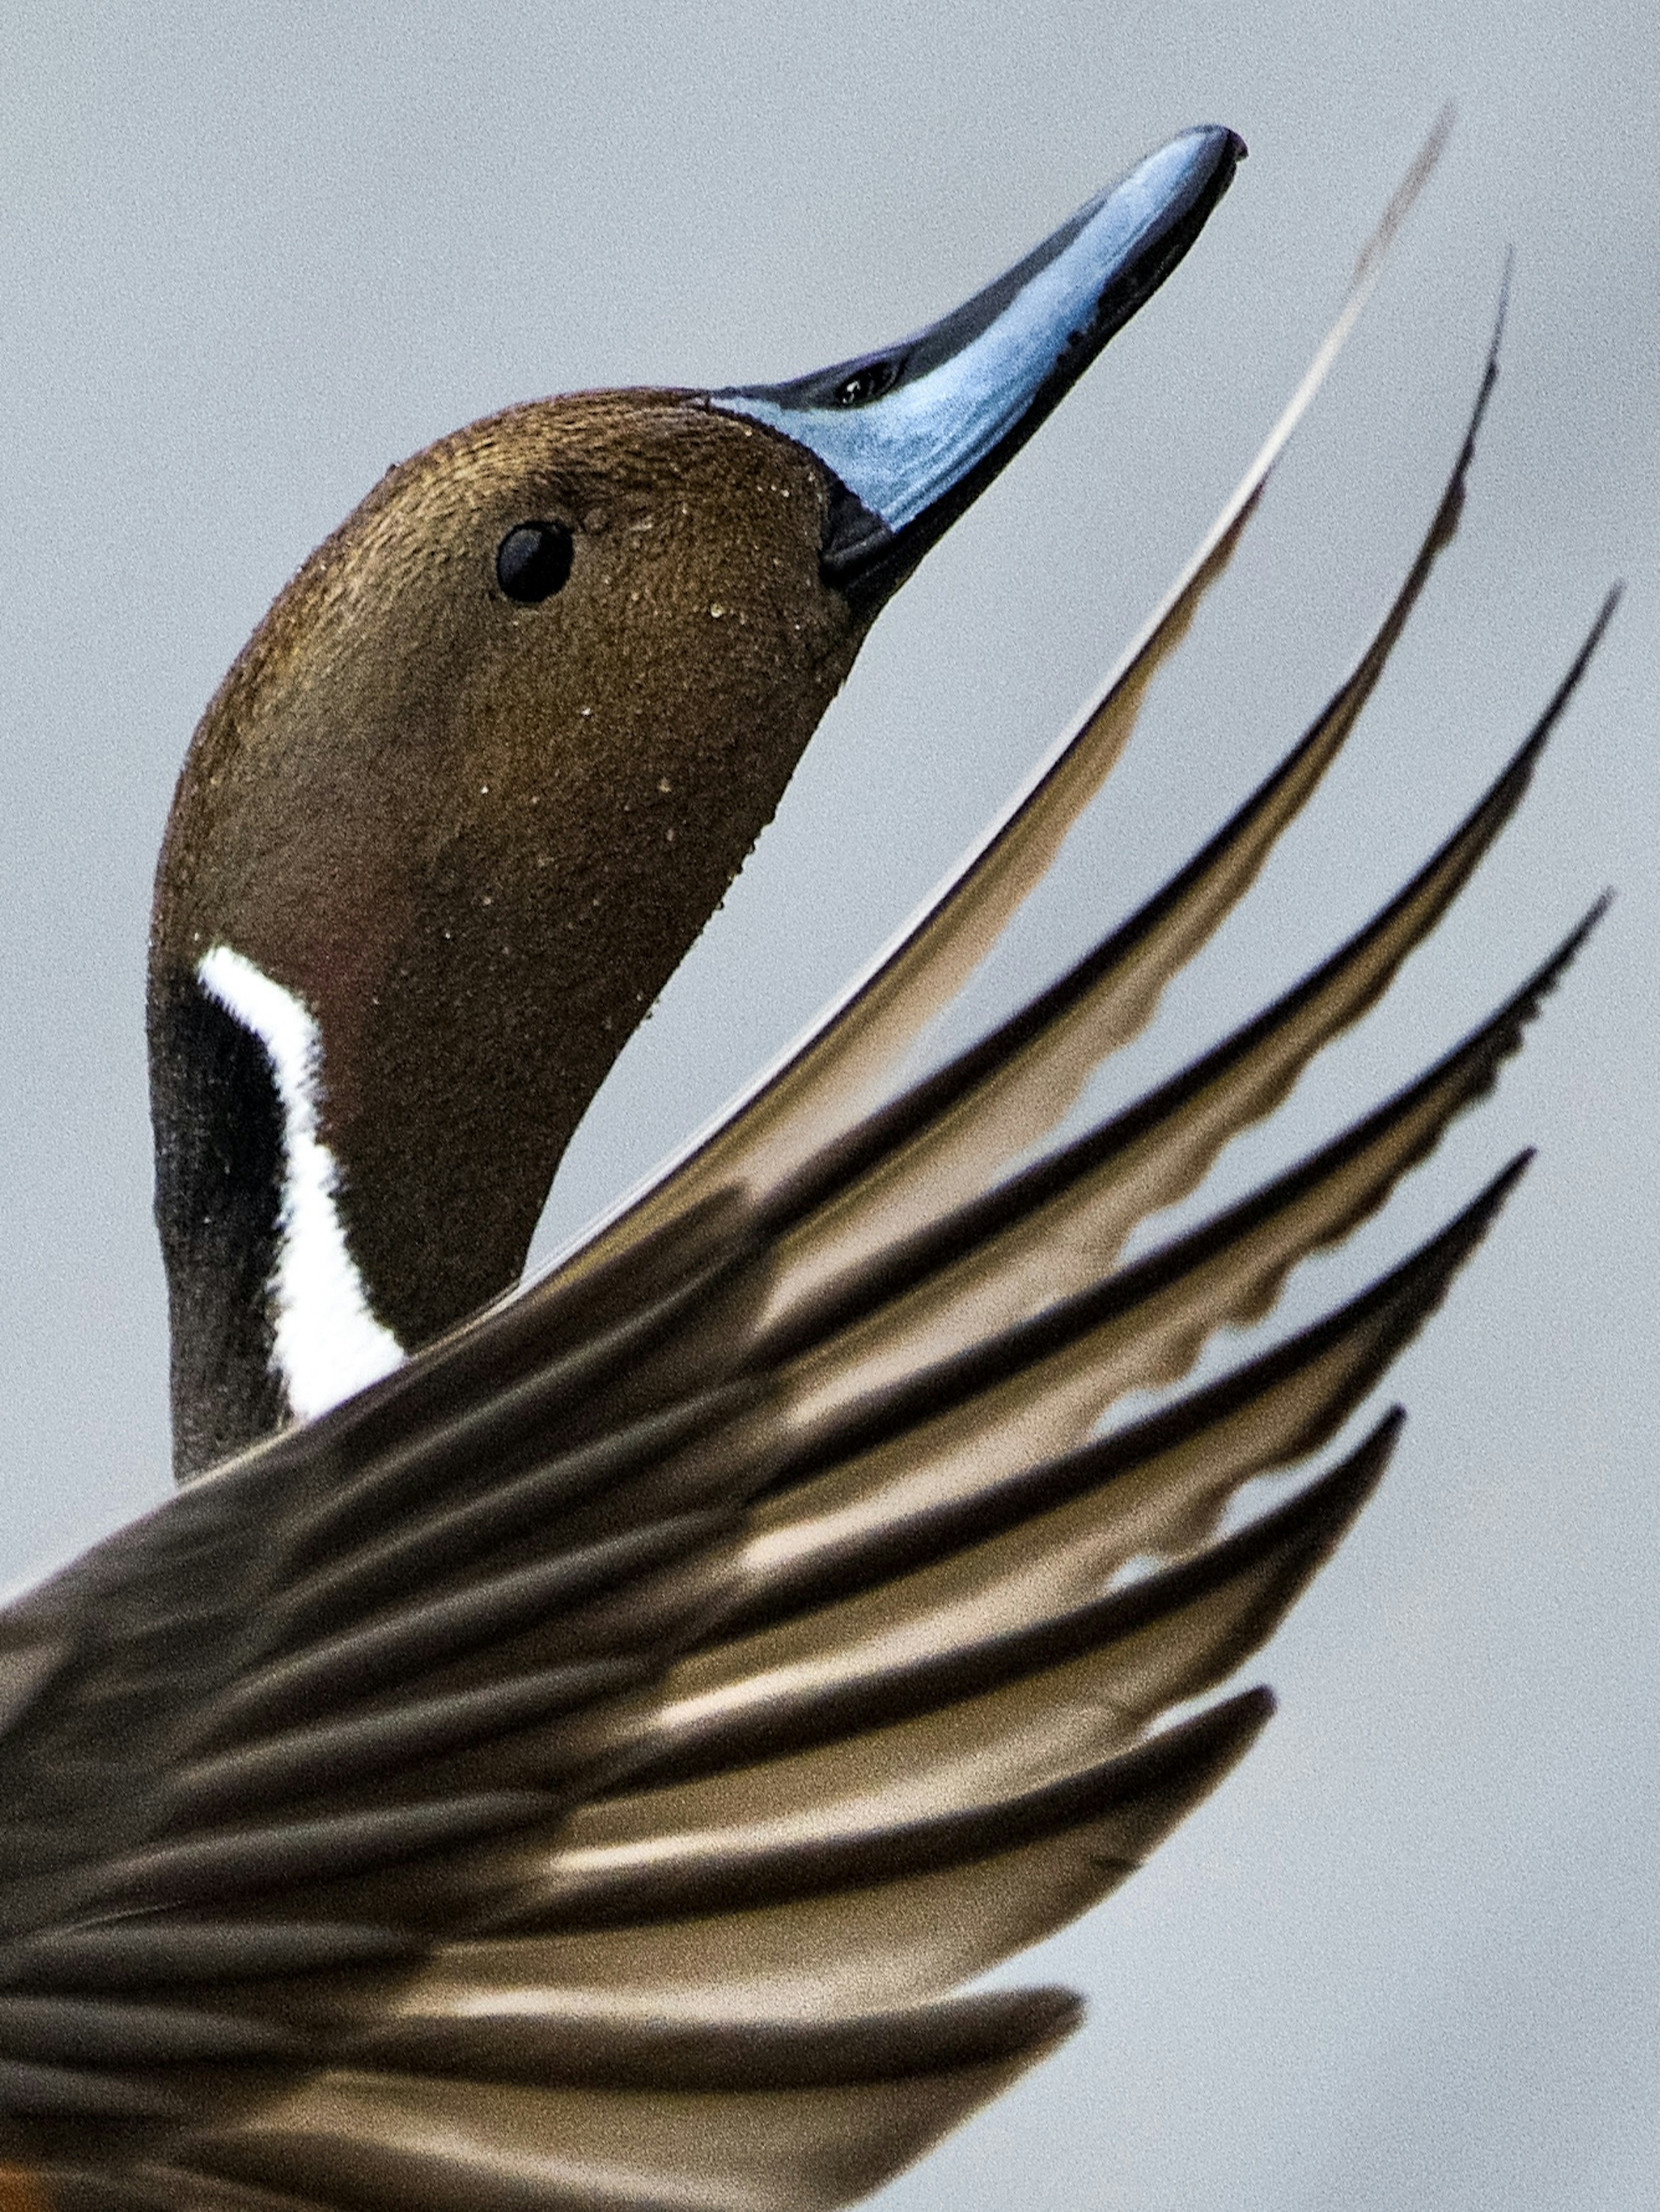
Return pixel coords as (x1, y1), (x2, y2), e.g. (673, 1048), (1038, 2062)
(0, 118), (1610, 2210)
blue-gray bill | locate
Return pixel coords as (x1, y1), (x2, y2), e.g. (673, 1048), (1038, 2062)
(0, 123), (1615, 2212)
(714, 125), (1245, 609)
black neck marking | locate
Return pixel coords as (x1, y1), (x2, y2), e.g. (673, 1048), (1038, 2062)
(149, 965), (288, 1480)
(150, 954), (410, 1480)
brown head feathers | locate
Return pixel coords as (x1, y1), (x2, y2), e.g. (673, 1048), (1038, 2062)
(147, 128), (1245, 1475)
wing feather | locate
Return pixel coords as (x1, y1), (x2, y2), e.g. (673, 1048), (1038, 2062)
(0, 132), (1612, 2211)
(744, 640), (1605, 1388)
(529, 119), (1453, 1306)
(748, 295), (1506, 1301)
(188, 2027), (1071, 2212)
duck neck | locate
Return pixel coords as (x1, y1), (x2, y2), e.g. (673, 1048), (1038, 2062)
(149, 947), (408, 1480)
(144, 392), (870, 1479)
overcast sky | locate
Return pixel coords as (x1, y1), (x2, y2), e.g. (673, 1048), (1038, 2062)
(1, 4), (1656, 2207)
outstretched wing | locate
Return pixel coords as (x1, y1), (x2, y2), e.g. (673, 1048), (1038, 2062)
(0, 163), (1610, 2212)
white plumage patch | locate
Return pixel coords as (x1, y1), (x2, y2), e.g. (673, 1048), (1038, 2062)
(197, 943), (406, 1419)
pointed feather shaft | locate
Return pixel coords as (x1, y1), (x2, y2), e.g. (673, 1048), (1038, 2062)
(0, 1995), (294, 2066)
(541, 128), (1449, 1296)
(641, 908), (1577, 1553)
(606, 1402), (1402, 1787)
(389, 1704), (1264, 2023)
(265, 1383), (758, 1653)
(767, 903), (1597, 1448)
(197, 1513), (736, 1747)
(349, 1986), (1082, 2094)
(29, 2169), (328, 2212)
(169, 1657), (651, 1826)
(0, 1921), (420, 1995)
(480, 1689), (1270, 1929)
(750, 598), (1614, 1383)
(195, 2024), (1073, 2212)
(524, 1426), (1389, 1872)
(712, 1160), (1524, 1641)
(283, 1231), (757, 1569)
(88, 1787), (558, 1912)
(754, 300), (1509, 1300)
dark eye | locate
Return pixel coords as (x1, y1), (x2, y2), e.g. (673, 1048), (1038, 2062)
(831, 360), (899, 408)
(496, 521), (575, 603)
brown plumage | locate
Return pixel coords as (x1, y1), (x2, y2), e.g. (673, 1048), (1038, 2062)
(151, 396), (859, 1452)
(0, 121), (1612, 2210)
(148, 121), (1248, 1477)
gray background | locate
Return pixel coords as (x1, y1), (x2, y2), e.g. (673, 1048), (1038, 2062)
(1, 4), (1655, 2206)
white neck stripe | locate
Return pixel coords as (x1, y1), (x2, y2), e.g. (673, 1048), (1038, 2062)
(197, 944), (406, 1421)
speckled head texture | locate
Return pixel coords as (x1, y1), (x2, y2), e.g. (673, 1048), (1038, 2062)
(147, 128), (1248, 1477)
(150, 390), (862, 1470)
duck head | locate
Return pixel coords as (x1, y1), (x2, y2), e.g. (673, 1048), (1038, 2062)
(149, 125), (1243, 1478)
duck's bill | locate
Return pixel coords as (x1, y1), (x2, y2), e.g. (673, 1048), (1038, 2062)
(712, 124), (1245, 612)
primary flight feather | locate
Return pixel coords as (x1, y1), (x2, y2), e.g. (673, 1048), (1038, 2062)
(0, 117), (1611, 2209)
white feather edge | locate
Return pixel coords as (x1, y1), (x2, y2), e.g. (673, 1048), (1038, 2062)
(197, 943), (406, 1419)
(525, 112), (1454, 1297)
